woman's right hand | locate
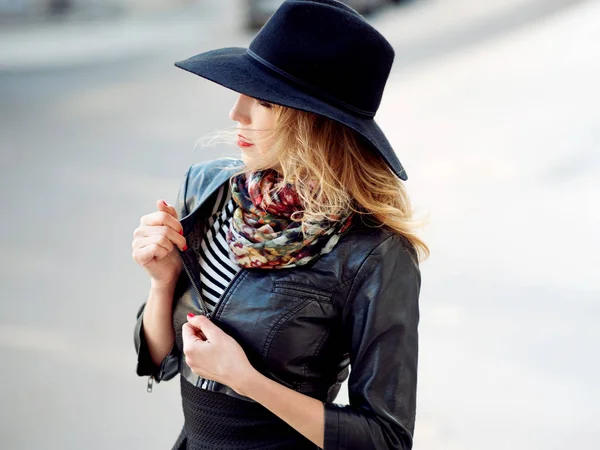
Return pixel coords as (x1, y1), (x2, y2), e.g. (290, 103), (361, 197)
(132, 200), (187, 288)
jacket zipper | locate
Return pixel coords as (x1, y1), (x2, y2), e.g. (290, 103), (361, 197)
(145, 173), (239, 393)
(178, 244), (245, 390)
(178, 251), (212, 316)
(147, 375), (154, 393)
(200, 268), (244, 392)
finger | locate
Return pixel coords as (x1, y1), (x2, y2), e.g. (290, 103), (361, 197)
(182, 323), (206, 345)
(187, 315), (221, 341)
(184, 316), (209, 340)
(132, 244), (169, 266)
(186, 321), (208, 341)
(132, 233), (174, 253)
(133, 226), (186, 251)
(140, 210), (184, 236)
(157, 200), (180, 220)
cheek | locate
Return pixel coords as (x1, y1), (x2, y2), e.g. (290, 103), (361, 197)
(256, 142), (271, 156)
(257, 109), (276, 137)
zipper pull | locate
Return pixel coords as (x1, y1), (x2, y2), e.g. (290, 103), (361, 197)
(147, 376), (154, 393)
(206, 312), (212, 320)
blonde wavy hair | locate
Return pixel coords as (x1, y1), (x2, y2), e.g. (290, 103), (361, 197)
(200, 105), (429, 262)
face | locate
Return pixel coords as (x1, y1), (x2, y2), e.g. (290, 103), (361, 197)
(229, 94), (278, 170)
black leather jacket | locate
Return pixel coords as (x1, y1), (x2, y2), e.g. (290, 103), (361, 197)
(134, 158), (421, 449)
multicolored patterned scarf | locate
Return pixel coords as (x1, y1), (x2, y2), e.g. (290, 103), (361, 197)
(226, 169), (353, 269)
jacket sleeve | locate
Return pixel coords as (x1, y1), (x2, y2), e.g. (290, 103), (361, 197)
(323, 234), (421, 450)
(133, 165), (192, 382)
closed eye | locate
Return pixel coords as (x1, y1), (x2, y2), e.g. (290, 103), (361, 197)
(257, 100), (274, 109)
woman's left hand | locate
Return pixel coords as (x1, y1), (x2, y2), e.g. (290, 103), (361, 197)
(182, 314), (255, 395)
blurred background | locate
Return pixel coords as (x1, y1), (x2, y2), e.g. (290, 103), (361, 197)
(1, 0), (599, 449)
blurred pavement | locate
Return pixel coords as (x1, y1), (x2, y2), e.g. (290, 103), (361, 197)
(1, 0), (598, 449)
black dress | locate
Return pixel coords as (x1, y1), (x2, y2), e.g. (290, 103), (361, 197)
(171, 376), (318, 450)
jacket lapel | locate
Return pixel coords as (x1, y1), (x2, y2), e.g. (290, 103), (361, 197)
(180, 159), (243, 228)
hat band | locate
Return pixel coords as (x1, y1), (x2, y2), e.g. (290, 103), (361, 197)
(246, 49), (376, 118)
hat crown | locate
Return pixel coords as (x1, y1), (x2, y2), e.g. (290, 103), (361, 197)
(248, 0), (394, 117)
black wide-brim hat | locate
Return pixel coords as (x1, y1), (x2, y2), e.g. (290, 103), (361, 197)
(175, 0), (407, 180)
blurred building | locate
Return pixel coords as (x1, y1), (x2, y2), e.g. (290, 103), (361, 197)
(0, 0), (193, 22)
(244, 0), (401, 29)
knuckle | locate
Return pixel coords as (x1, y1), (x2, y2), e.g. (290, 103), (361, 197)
(132, 249), (146, 265)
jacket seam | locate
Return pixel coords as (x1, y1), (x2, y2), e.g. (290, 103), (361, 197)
(213, 270), (249, 320)
(340, 234), (396, 319)
(321, 276), (355, 292)
(261, 298), (313, 360)
(329, 277), (355, 292)
(303, 327), (331, 380)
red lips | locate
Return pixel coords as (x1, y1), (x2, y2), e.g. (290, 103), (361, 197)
(237, 135), (253, 147)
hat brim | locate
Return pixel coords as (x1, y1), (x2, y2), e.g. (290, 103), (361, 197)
(175, 47), (407, 180)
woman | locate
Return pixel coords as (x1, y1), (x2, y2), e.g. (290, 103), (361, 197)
(131, 0), (428, 449)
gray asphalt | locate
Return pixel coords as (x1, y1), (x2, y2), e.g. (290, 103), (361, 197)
(1, 0), (597, 449)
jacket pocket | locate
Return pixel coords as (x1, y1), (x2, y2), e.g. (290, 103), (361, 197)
(272, 281), (333, 303)
(261, 282), (335, 385)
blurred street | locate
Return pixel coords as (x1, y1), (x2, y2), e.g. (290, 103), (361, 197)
(1, 0), (599, 449)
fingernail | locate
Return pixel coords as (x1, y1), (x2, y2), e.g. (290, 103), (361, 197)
(183, 244), (188, 251)
(187, 313), (195, 319)
(179, 230), (184, 235)
(162, 200), (168, 206)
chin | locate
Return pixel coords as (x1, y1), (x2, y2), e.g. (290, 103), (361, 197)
(240, 149), (279, 173)
(240, 152), (254, 168)
(240, 152), (261, 171)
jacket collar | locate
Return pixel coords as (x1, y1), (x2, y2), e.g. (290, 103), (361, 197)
(180, 158), (244, 230)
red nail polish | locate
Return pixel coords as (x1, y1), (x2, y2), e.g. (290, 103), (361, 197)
(179, 230), (184, 235)
(162, 200), (168, 206)
(187, 313), (195, 319)
(183, 244), (188, 251)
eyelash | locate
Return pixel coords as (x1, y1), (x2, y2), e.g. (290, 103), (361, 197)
(258, 100), (273, 108)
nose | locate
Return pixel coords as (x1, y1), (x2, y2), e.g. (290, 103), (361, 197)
(229, 94), (251, 125)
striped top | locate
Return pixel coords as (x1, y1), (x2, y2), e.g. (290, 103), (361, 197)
(188, 184), (241, 313)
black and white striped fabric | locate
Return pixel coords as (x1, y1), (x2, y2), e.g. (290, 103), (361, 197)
(192, 184), (241, 312)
